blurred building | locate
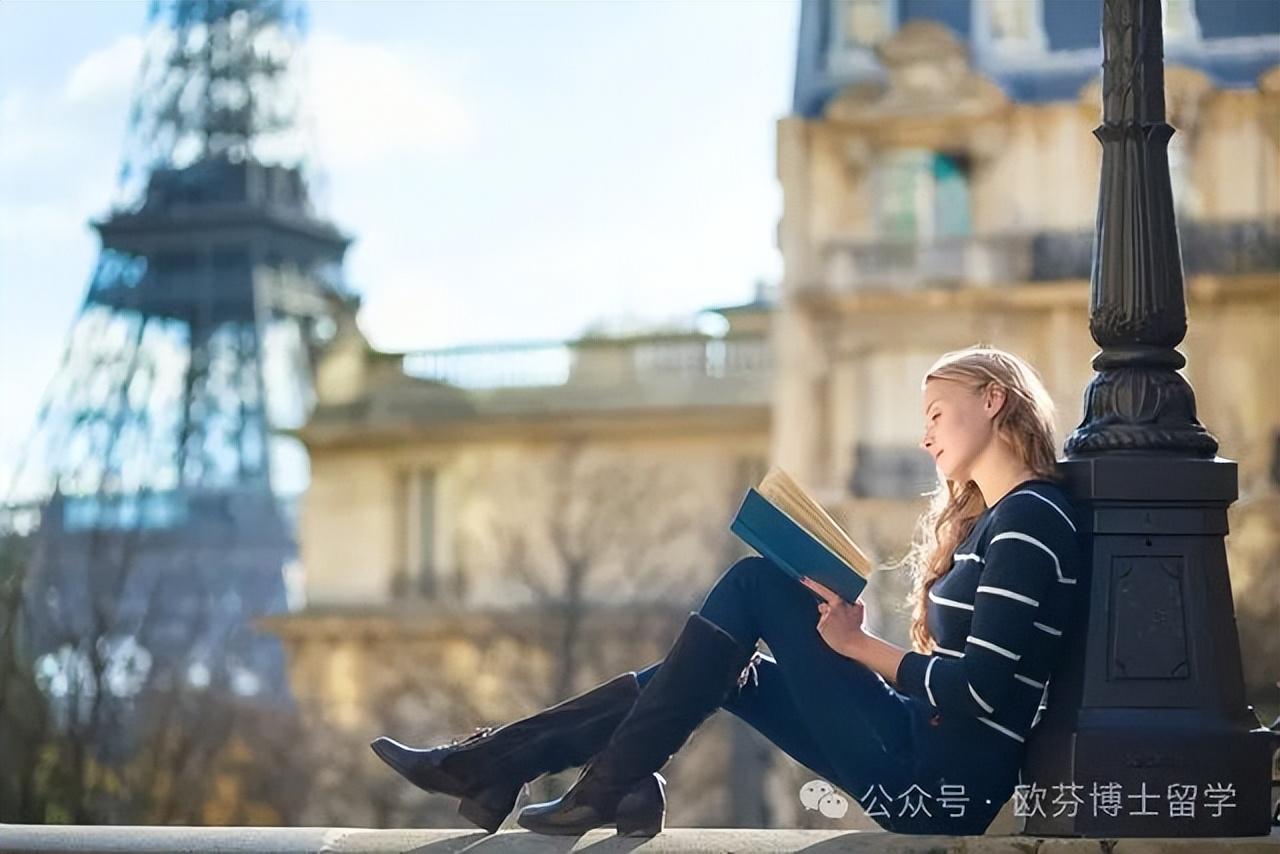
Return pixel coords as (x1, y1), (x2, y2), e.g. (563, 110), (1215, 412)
(263, 292), (781, 826)
(291, 292), (773, 613)
(775, 0), (1278, 712)
(268, 0), (1280, 829)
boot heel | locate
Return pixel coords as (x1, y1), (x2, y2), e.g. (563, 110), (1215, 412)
(457, 781), (523, 833)
(615, 773), (666, 837)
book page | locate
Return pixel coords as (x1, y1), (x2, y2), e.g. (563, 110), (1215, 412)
(756, 467), (872, 577)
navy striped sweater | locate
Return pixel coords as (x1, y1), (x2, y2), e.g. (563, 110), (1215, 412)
(894, 478), (1083, 746)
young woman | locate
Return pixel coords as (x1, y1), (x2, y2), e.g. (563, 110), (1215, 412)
(371, 345), (1084, 837)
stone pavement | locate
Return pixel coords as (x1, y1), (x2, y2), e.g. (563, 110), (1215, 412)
(1, 826), (1278, 854)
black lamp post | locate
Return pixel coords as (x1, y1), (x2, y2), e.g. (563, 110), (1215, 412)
(1021, 0), (1280, 837)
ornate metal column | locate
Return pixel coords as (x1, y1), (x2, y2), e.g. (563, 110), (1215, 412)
(1020, 0), (1280, 836)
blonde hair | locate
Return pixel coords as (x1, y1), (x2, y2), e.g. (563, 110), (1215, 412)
(890, 345), (1062, 655)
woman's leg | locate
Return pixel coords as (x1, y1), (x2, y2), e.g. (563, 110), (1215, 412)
(687, 556), (926, 832)
(635, 651), (845, 785)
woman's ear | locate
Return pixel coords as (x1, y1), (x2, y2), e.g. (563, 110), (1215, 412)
(984, 384), (1007, 419)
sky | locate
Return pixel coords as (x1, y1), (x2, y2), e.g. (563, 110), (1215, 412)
(0, 0), (799, 493)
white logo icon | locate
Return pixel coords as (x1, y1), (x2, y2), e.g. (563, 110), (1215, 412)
(799, 779), (849, 818)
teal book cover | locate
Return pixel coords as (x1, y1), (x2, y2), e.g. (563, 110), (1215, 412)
(730, 487), (869, 606)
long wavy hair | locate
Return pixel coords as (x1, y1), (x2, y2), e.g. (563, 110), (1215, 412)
(889, 345), (1062, 655)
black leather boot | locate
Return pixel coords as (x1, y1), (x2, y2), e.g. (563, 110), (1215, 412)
(371, 670), (640, 832)
(516, 612), (758, 837)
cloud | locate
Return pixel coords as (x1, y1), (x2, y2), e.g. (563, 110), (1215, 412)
(2, 29), (477, 176)
(355, 269), (470, 352)
(303, 33), (477, 168)
(0, 34), (136, 176)
(63, 33), (144, 104)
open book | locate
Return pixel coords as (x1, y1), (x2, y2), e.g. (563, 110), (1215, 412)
(729, 467), (873, 605)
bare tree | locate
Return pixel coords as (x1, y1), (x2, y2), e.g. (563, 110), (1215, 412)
(464, 438), (708, 703)
(442, 443), (783, 826)
(289, 622), (529, 828)
(1, 496), (309, 825)
(0, 526), (59, 822)
(326, 443), (771, 828)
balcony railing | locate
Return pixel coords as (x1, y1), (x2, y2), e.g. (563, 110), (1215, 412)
(849, 442), (938, 500)
(819, 218), (1280, 292)
(401, 334), (772, 390)
(824, 233), (1033, 290)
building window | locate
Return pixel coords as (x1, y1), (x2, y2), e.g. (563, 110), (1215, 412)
(876, 150), (928, 240)
(1162, 0), (1200, 44)
(850, 350), (939, 498)
(395, 466), (439, 598)
(978, 0), (1047, 53)
(933, 153), (971, 237)
(840, 0), (894, 48)
(851, 0), (890, 46)
(874, 150), (972, 240)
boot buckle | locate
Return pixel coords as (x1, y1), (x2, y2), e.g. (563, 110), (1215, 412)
(736, 651), (763, 691)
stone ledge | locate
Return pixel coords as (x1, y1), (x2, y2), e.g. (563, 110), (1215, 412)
(1, 826), (1278, 854)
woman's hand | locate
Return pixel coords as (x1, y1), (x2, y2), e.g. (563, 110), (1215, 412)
(799, 576), (868, 661)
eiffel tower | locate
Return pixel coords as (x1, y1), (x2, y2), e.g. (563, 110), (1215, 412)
(6, 0), (353, 742)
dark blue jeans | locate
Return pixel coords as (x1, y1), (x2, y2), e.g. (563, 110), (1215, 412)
(634, 556), (1022, 834)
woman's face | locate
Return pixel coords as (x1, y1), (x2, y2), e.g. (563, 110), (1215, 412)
(918, 376), (1001, 483)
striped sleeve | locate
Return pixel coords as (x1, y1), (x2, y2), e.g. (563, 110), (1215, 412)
(894, 497), (1076, 720)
